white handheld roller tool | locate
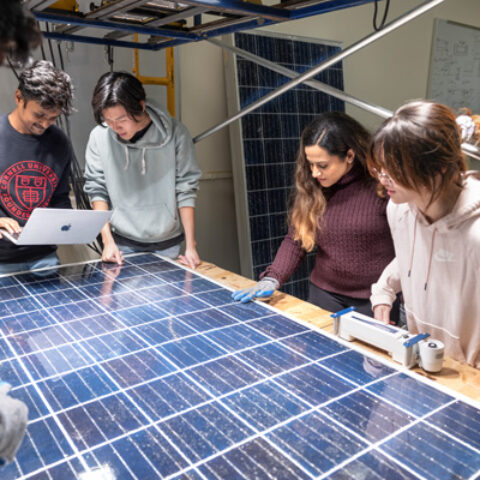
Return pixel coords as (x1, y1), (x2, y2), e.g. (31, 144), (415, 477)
(331, 307), (444, 372)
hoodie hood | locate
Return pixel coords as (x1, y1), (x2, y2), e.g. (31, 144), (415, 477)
(443, 171), (480, 229)
(409, 170), (480, 232)
(108, 104), (175, 175)
(406, 171), (480, 289)
(110, 103), (174, 150)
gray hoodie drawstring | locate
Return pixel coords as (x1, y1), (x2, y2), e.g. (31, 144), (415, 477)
(407, 214), (418, 277)
(124, 146), (130, 171)
(424, 228), (437, 291)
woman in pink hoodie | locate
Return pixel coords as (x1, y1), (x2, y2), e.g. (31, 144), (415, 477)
(369, 100), (480, 368)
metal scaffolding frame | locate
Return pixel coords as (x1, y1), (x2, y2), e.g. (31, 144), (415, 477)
(32, 0), (379, 50)
(195, 0), (446, 142)
(30, 0), (480, 160)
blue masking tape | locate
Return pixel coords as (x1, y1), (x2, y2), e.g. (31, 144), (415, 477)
(330, 306), (356, 319)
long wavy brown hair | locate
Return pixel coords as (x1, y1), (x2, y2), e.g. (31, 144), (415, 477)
(289, 112), (370, 252)
(368, 101), (467, 207)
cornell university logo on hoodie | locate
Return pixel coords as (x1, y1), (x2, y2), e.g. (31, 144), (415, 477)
(0, 160), (58, 221)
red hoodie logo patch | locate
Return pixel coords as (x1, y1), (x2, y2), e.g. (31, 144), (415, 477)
(0, 161), (58, 221)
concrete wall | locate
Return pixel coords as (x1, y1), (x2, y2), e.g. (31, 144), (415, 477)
(178, 42), (240, 273)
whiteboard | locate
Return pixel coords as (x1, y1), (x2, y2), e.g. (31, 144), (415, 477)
(427, 19), (480, 113)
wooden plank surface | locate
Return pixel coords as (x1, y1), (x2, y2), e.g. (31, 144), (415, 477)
(195, 261), (480, 402)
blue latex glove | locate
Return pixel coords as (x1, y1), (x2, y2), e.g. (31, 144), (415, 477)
(231, 277), (279, 303)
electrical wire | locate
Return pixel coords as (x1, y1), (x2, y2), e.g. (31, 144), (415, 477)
(45, 23), (56, 65)
(373, 0), (390, 31)
(57, 42), (65, 71)
(40, 41), (47, 62)
(6, 57), (19, 80)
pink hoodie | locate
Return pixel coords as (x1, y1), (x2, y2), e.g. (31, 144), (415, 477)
(371, 171), (480, 367)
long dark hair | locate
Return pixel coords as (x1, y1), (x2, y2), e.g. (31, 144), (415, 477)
(368, 101), (466, 206)
(290, 112), (370, 251)
(92, 71), (146, 125)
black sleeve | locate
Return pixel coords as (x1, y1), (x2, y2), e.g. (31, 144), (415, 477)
(49, 140), (73, 209)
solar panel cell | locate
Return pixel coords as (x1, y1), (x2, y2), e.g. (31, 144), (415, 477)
(188, 356), (264, 396)
(267, 411), (367, 476)
(381, 422), (480, 479)
(327, 450), (418, 480)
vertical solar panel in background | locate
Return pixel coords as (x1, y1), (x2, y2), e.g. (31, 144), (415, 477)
(1, 254), (479, 480)
(234, 31), (345, 300)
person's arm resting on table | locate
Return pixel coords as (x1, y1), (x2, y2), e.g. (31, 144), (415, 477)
(174, 120), (202, 269)
(178, 206), (200, 269)
(84, 131), (122, 264)
(92, 200), (123, 264)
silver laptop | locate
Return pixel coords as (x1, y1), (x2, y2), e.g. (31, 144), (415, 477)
(0, 208), (112, 245)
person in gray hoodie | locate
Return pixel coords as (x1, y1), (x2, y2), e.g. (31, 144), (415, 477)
(84, 72), (202, 268)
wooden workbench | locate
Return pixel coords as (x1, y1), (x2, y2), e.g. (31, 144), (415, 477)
(195, 260), (480, 402)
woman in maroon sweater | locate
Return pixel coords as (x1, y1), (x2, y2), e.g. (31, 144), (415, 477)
(233, 112), (396, 317)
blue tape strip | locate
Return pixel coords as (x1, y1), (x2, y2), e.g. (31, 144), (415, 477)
(330, 306), (356, 318)
(403, 333), (430, 348)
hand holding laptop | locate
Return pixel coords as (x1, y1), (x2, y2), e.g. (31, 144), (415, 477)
(0, 209), (112, 245)
(0, 218), (22, 239)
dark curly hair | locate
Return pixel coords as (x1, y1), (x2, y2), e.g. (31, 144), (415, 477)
(18, 60), (74, 115)
(0, 0), (42, 66)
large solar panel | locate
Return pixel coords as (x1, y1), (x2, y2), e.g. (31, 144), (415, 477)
(234, 31), (345, 300)
(1, 253), (479, 480)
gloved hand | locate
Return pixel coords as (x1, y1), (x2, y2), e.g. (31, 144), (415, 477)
(231, 277), (279, 303)
(0, 382), (28, 466)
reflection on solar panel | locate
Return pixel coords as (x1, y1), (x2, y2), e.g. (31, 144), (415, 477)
(1, 254), (479, 479)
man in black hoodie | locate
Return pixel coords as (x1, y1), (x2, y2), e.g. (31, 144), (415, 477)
(0, 60), (74, 274)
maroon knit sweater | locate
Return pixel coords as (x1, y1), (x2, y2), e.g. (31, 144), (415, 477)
(261, 162), (395, 298)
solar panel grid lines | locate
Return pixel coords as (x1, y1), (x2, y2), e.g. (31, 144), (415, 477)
(158, 378), (317, 479)
(58, 393), (193, 478)
(103, 262), (478, 480)
(0, 326), (92, 477)
(315, 396), (457, 479)
(12, 306), (266, 394)
(0, 256), (182, 478)
(0, 255), (334, 476)
(3, 287), (246, 384)
(4, 346), (183, 476)
(1, 253), (480, 480)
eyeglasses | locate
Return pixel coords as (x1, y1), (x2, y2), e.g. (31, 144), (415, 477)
(373, 168), (394, 184)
